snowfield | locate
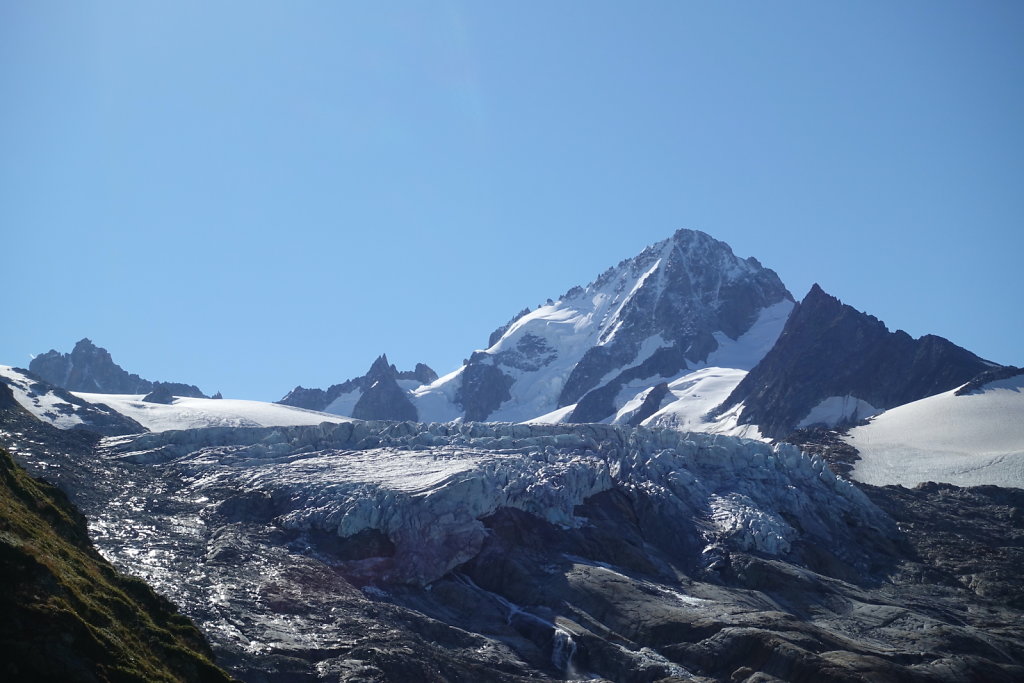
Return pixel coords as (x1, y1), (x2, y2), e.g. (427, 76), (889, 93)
(72, 393), (352, 432)
(847, 374), (1024, 489)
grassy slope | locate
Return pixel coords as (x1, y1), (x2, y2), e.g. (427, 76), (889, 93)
(0, 446), (235, 682)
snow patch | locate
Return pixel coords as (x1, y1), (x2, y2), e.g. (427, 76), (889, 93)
(704, 299), (794, 370)
(847, 375), (1024, 488)
(797, 396), (882, 429)
(323, 388), (362, 416)
(73, 393), (352, 432)
(629, 367), (765, 440)
(1, 365), (88, 429)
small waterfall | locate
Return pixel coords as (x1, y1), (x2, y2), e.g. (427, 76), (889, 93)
(551, 626), (577, 677)
(453, 573), (580, 678)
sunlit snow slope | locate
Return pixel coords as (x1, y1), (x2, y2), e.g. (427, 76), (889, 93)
(847, 374), (1024, 489)
(73, 393), (352, 432)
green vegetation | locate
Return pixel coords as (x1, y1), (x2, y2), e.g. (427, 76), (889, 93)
(0, 447), (235, 682)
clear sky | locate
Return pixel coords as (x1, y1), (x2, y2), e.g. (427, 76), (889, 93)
(3, 2), (1022, 401)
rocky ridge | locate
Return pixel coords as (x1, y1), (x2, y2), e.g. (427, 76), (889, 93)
(718, 284), (997, 439)
(31, 338), (207, 397)
(279, 354), (437, 418)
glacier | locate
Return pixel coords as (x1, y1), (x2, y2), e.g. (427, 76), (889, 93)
(5, 368), (1024, 680)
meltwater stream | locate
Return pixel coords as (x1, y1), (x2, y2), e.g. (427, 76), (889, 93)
(453, 573), (579, 676)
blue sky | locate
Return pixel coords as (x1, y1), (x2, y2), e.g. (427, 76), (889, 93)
(3, 2), (1022, 401)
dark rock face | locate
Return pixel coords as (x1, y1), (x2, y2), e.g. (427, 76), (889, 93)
(455, 358), (514, 422)
(0, 446), (234, 683)
(351, 355), (418, 421)
(568, 346), (690, 422)
(410, 362), (438, 386)
(279, 357), (436, 415)
(720, 284), (997, 439)
(278, 384), (340, 412)
(143, 383), (177, 404)
(30, 338), (206, 397)
(861, 482), (1024, 610)
(955, 365), (1024, 395)
(626, 382), (671, 426)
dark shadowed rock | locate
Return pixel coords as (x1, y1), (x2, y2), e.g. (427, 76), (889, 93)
(456, 354), (514, 421)
(955, 365), (1024, 396)
(626, 382), (672, 426)
(143, 383), (177, 404)
(718, 284), (997, 438)
(30, 338), (206, 397)
(279, 358), (436, 415)
(411, 363), (438, 386)
(351, 355), (418, 421)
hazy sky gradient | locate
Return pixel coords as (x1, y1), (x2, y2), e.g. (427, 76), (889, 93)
(3, 2), (1022, 400)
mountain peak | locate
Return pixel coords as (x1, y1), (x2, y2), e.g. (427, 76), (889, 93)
(29, 340), (206, 398)
(721, 285), (998, 437)
(368, 354), (394, 375)
(414, 229), (794, 423)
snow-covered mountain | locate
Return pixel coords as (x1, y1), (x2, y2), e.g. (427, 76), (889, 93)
(0, 365), (349, 433)
(4, 226), (1024, 681)
(256, 227), (1015, 487)
(20, 228), (1016, 487)
(291, 229), (794, 432)
(416, 229), (793, 424)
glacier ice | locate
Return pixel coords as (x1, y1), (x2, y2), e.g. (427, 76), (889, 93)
(98, 420), (895, 586)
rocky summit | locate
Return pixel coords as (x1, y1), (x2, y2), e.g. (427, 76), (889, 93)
(31, 337), (207, 398)
(719, 284), (996, 439)
(279, 354), (437, 418)
(413, 229), (794, 424)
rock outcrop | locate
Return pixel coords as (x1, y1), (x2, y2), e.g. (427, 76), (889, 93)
(351, 355), (418, 421)
(718, 284), (997, 438)
(278, 355), (436, 416)
(30, 338), (206, 397)
(0, 366), (145, 435)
